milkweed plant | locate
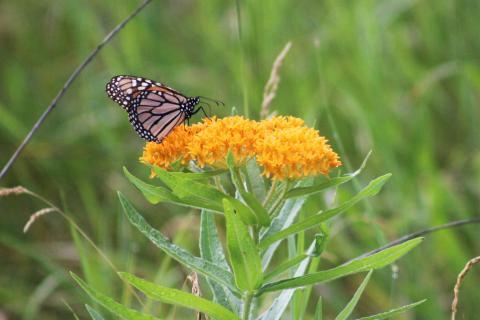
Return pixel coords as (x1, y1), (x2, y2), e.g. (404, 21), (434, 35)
(73, 116), (425, 319)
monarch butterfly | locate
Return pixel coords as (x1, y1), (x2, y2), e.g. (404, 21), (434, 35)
(105, 75), (220, 142)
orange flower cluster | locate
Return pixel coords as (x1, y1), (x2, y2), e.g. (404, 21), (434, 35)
(140, 116), (341, 180)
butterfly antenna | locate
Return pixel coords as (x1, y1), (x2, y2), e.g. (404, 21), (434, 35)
(198, 96), (225, 107)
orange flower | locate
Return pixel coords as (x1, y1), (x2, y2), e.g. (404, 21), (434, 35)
(187, 116), (258, 168)
(258, 116), (305, 132)
(140, 116), (341, 180)
(139, 122), (205, 174)
(255, 125), (341, 180)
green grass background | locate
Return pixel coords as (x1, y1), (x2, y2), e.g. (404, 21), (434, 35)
(1, 0), (479, 318)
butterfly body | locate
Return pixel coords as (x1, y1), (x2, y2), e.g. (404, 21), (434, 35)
(106, 75), (203, 142)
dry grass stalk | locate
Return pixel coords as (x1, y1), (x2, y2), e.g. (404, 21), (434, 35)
(23, 207), (57, 233)
(451, 255), (480, 320)
(260, 41), (292, 119)
(0, 186), (28, 196)
(187, 272), (205, 320)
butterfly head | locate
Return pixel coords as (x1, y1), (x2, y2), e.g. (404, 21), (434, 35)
(182, 97), (200, 119)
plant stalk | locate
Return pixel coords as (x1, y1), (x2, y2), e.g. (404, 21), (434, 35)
(242, 291), (254, 320)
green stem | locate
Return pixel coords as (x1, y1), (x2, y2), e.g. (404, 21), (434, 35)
(233, 167), (248, 193)
(214, 176), (227, 193)
(252, 225), (259, 244)
(242, 291), (254, 320)
(269, 180), (291, 215)
(262, 180), (277, 207)
(235, 0), (249, 117)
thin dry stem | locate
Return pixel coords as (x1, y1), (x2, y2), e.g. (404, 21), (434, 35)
(0, 186), (28, 196)
(0, 0), (153, 180)
(260, 41), (292, 119)
(451, 255), (480, 320)
(5, 185), (144, 305)
(187, 272), (205, 320)
(23, 207), (58, 233)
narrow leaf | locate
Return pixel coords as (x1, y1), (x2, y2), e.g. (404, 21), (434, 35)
(85, 305), (106, 320)
(355, 299), (427, 320)
(85, 305), (105, 320)
(120, 272), (240, 320)
(224, 198), (263, 291)
(335, 270), (373, 320)
(264, 254), (309, 281)
(314, 297), (323, 320)
(285, 151), (371, 199)
(245, 158), (267, 200)
(200, 210), (241, 314)
(258, 241), (316, 320)
(260, 174), (391, 250)
(227, 153), (270, 226)
(154, 166), (258, 225)
(257, 238), (422, 294)
(118, 192), (238, 294)
(260, 180), (312, 269)
(71, 273), (160, 320)
(124, 167), (223, 212)
(228, 198), (259, 225)
(154, 167), (223, 200)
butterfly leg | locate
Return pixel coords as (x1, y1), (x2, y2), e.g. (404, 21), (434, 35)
(193, 106), (211, 120)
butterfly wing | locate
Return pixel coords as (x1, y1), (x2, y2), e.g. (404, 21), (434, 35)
(105, 75), (183, 110)
(106, 75), (193, 142)
(129, 90), (187, 142)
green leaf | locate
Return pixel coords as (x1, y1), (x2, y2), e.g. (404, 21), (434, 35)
(258, 240), (317, 320)
(227, 198), (259, 225)
(264, 254), (309, 282)
(85, 305), (106, 320)
(237, 191), (271, 226)
(153, 166), (225, 201)
(118, 192), (238, 294)
(335, 270), (373, 320)
(260, 179), (312, 269)
(257, 238), (423, 294)
(71, 273), (160, 320)
(285, 151), (371, 199)
(245, 158), (267, 200)
(154, 166), (257, 225)
(355, 299), (427, 320)
(259, 174), (391, 250)
(223, 198), (263, 291)
(199, 210), (241, 314)
(124, 167), (223, 212)
(227, 152), (270, 226)
(314, 297), (323, 320)
(119, 272), (240, 320)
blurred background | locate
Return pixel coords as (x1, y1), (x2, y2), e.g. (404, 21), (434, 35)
(1, 0), (479, 319)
